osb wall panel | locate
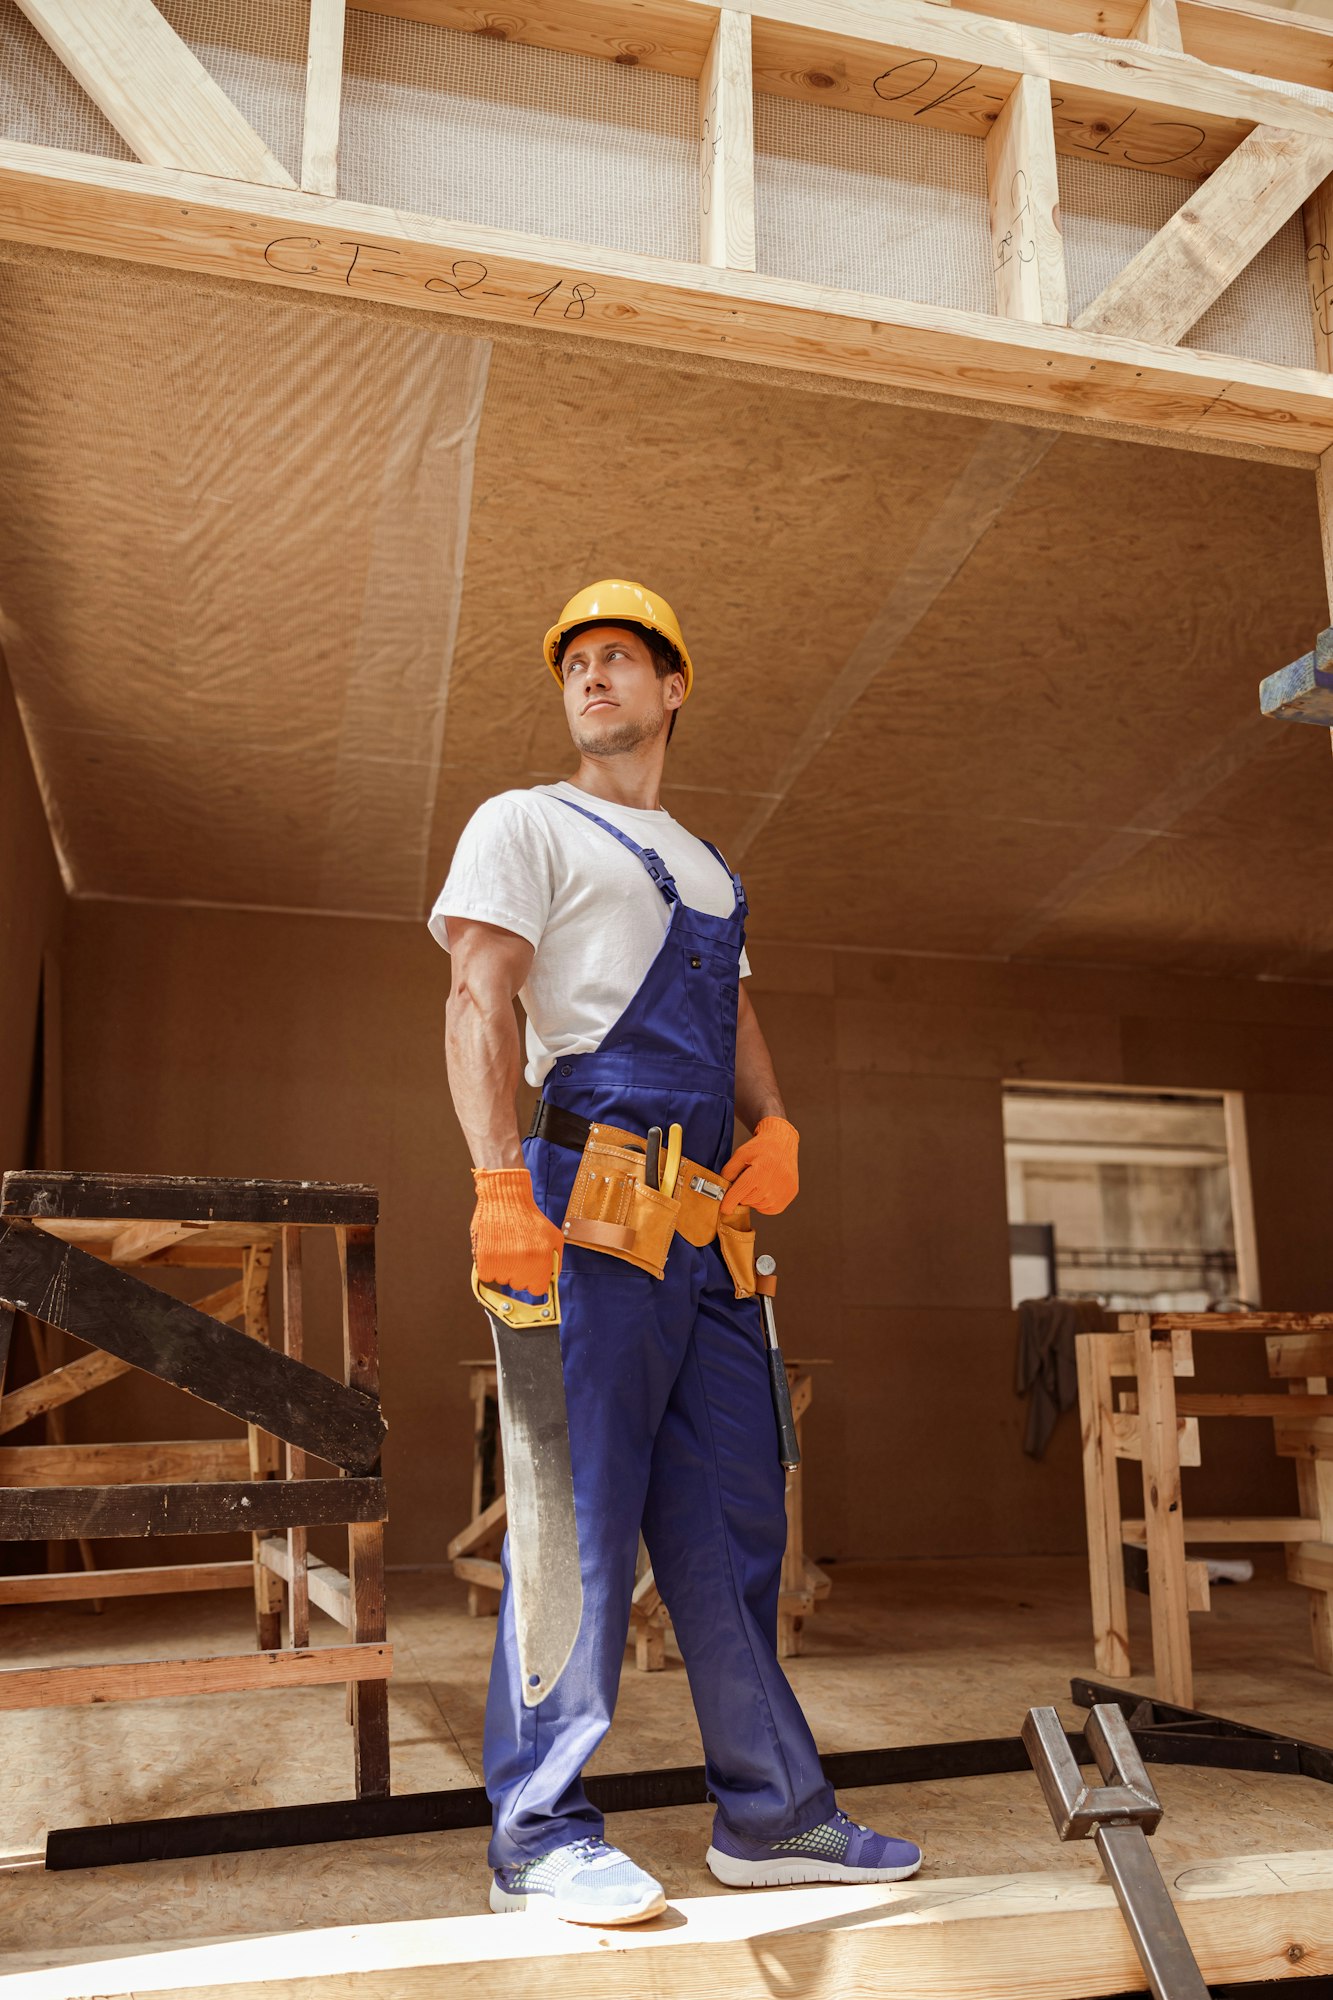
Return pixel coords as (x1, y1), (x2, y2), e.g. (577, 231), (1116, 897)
(58, 898), (1333, 1568)
(0, 655), (63, 1171)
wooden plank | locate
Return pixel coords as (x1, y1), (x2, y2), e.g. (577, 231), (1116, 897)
(282, 1226), (309, 1650)
(0, 1303), (13, 1402)
(0, 1642), (391, 1711)
(2, 1169), (378, 1227)
(1274, 1417), (1333, 1459)
(340, 1224), (390, 1800)
(453, 1554), (504, 1589)
(1287, 1541), (1333, 1592)
(0, 1439), (252, 1486)
(1101, 1328), (1195, 1376)
(1123, 1515), (1322, 1542)
(1136, 1317), (1193, 1706)
(303, 0), (345, 197)
(1121, 1392), (1333, 1417)
(104, 1219), (208, 1264)
(1077, 125), (1333, 346)
(446, 1490), (508, 1562)
(352, 0), (715, 77)
(1129, 1310), (1333, 1331)
(12, 0), (296, 186)
(1222, 1092), (1262, 1308)
(0, 1561), (252, 1604)
(1268, 1331), (1333, 1378)
(16, 1848), (1333, 1998)
(6, 147), (1333, 460)
(1110, 1410), (1202, 1464)
(242, 1244), (285, 1651)
(1132, 0), (1184, 51)
(698, 9), (755, 273)
(986, 74), (1067, 325)
(0, 1476), (386, 1541)
(1075, 1333), (1130, 1678)
(1122, 1538), (1211, 1610)
(258, 1536), (352, 1628)
(0, 1222), (385, 1471)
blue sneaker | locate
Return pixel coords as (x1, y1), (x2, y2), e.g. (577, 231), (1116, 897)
(490, 1836), (667, 1924)
(707, 1807), (922, 1887)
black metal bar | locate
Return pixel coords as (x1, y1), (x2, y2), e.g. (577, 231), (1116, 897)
(1073, 1679), (1333, 1785)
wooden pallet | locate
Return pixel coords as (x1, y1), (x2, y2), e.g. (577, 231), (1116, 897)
(0, 1170), (391, 1797)
(1077, 1310), (1333, 1707)
(449, 1356), (832, 1666)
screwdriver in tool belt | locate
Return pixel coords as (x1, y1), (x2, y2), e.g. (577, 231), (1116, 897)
(755, 1254), (801, 1471)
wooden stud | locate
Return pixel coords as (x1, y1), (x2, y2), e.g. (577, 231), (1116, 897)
(302, 0), (346, 197)
(1135, 1317), (1193, 1707)
(986, 75), (1067, 326)
(242, 1244), (285, 1652)
(1131, 0), (1185, 53)
(698, 10), (755, 273)
(1076, 1333), (1130, 1678)
(11, 0), (296, 185)
(447, 1489), (508, 1562)
(0, 1301), (12, 1402)
(0, 1476), (387, 1542)
(0, 1560), (252, 1605)
(21, 1314), (99, 1589)
(0, 1642), (391, 1710)
(282, 1226), (310, 1650)
(1077, 126), (1333, 347)
(1305, 175), (1333, 376)
(0, 1222), (386, 1470)
(1269, 1331), (1333, 1378)
(1121, 1392), (1333, 1419)
(1222, 1091), (1262, 1309)
(1110, 1410), (1201, 1464)
(339, 1224), (391, 1800)
(104, 1219), (209, 1264)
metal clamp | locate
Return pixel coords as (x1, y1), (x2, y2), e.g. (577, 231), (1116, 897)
(1023, 1705), (1208, 2000)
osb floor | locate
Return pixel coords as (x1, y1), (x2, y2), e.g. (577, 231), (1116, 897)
(3, 1554), (1333, 1966)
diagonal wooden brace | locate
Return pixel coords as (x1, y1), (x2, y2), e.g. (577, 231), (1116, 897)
(0, 1222), (385, 1472)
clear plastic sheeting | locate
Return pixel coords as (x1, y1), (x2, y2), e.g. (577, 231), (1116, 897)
(0, 260), (489, 918)
(1060, 153), (1314, 372)
(0, 0), (132, 158)
(340, 14), (699, 262)
(754, 95), (996, 314)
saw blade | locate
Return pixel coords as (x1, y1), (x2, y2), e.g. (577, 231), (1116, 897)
(487, 1311), (583, 1706)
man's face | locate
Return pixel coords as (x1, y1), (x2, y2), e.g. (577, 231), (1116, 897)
(559, 625), (683, 756)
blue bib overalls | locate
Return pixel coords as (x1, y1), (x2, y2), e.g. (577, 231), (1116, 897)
(483, 799), (835, 1866)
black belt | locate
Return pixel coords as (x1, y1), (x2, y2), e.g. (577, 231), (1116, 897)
(528, 1098), (620, 1153)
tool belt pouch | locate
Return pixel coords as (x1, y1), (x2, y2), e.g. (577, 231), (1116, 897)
(562, 1133), (681, 1280)
(715, 1204), (757, 1299)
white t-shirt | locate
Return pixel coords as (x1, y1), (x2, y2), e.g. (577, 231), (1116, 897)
(429, 780), (751, 1086)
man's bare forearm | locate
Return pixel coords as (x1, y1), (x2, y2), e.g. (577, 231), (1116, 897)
(734, 985), (787, 1134)
(445, 986), (526, 1169)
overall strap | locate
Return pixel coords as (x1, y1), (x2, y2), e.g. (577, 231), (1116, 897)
(555, 796), (679, 906)
(700, 838), (748, 917)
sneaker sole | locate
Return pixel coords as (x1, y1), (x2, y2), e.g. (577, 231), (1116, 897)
(705, 1845), (923, 1888)
(489, 1881), (668, 1925)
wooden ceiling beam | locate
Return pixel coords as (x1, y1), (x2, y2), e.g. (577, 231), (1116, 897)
(3, 140), (1333, 457)
(12, 0), (297, 188)
(1076, 124), (1333, 345)
(302, 0), (347, 198)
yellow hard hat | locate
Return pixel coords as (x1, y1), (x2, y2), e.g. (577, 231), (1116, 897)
(543, 579), (693, 700)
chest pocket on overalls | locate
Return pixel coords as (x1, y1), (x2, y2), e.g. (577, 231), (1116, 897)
(681, 936), (739, 1062)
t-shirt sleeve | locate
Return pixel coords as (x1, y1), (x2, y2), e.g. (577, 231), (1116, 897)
(427, 794), (554, 953)
(739, 946), (752, 979)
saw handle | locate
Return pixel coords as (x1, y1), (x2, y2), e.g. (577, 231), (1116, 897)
(471, 1257), (562, 1328)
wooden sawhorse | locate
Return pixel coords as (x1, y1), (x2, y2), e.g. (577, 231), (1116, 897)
(450, 1357), (832, 1665)
(1077, 1309), (1333, 1709)
(0, 1168), (392, 1796)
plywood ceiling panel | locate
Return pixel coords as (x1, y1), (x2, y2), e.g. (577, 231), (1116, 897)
(0, 257), (1328, 982)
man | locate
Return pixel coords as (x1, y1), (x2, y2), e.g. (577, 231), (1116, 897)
(431, 579), (922, 1925)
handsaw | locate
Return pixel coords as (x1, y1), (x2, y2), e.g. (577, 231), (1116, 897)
(471, 1258), (582, 1706)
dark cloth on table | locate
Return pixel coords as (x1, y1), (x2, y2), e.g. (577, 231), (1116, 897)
(1015, 1296), (1109, 1459)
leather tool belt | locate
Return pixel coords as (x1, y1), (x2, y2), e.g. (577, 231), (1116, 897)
(529, 1098), (757, 1295)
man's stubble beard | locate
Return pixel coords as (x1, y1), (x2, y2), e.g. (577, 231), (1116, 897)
(570, 706), (666, 758)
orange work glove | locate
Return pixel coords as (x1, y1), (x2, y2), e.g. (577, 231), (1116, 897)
(470, 1168), (564, 1297)
(721, 1116), (800, 1216)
